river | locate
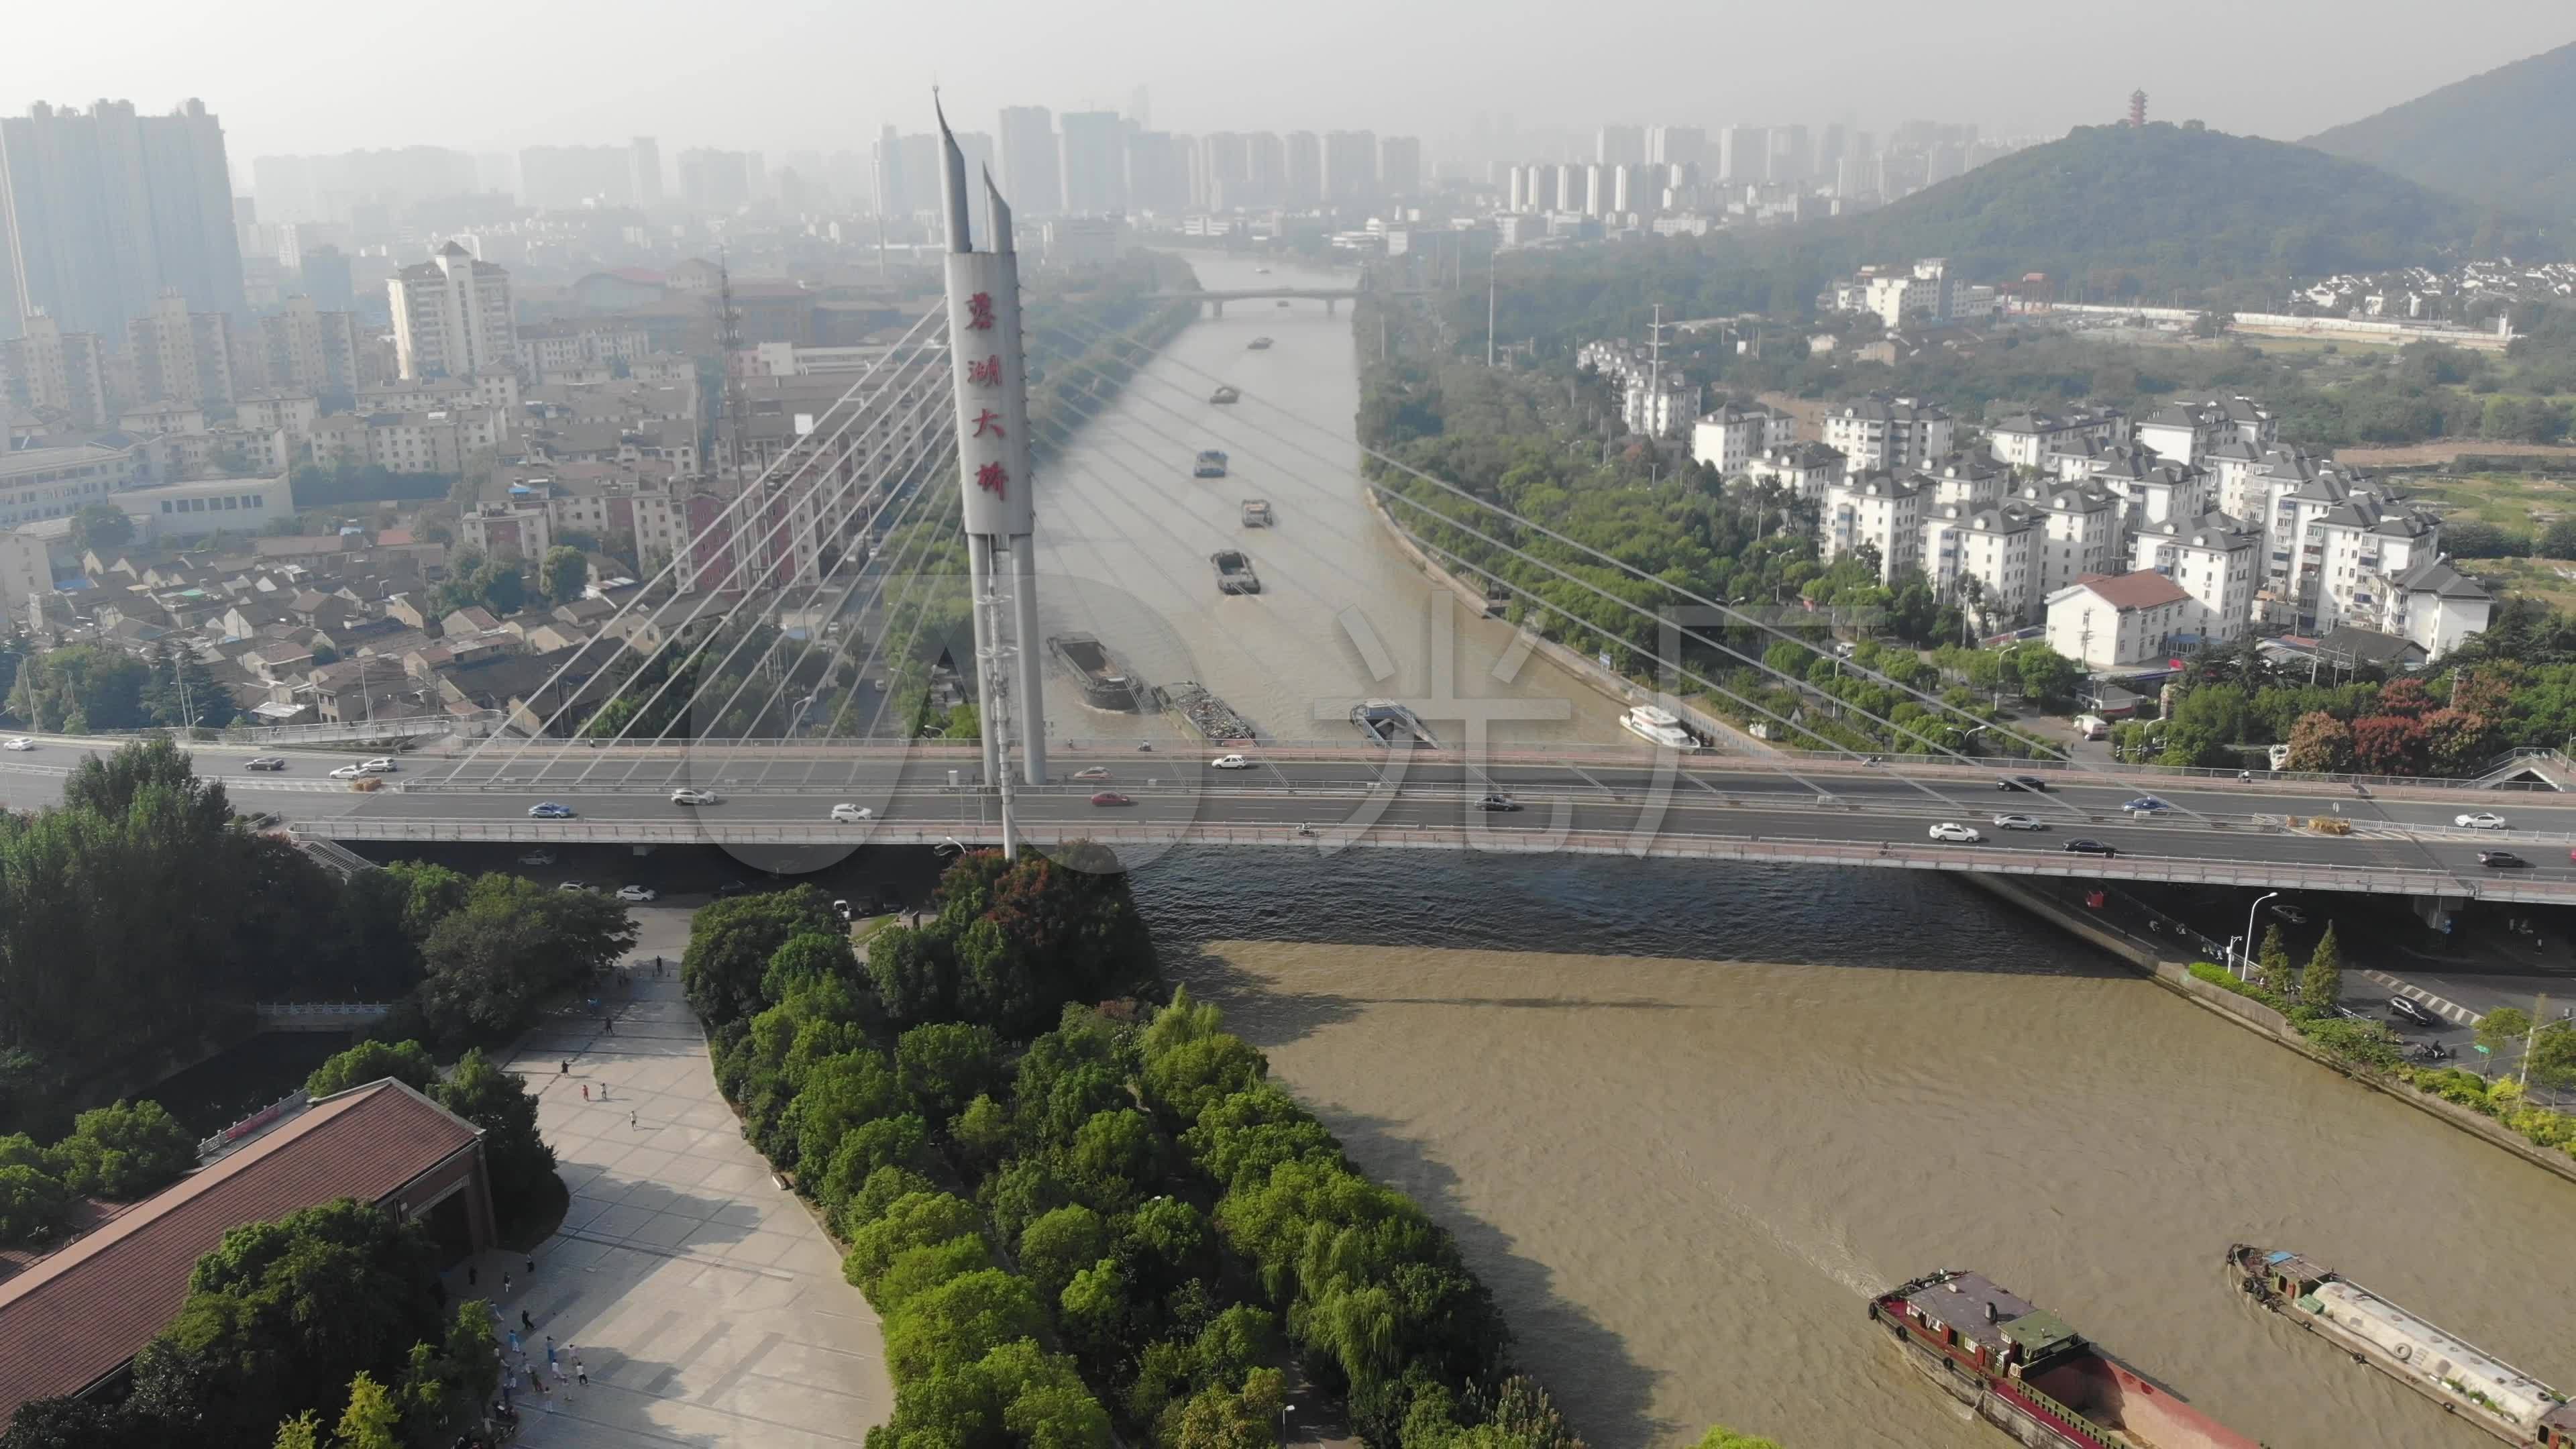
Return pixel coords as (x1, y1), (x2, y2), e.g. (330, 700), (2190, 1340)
(1026, 252), (1623, 748)
(1059, 260), (2576, 1449)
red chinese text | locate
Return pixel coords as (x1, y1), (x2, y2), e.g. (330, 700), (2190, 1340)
(975, 461), (1009, 500)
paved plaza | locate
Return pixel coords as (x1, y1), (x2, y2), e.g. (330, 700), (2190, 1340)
(441, 905), (890, 1447)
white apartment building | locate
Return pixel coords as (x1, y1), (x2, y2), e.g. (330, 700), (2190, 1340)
(516, 323), (651, 382)
(1623, 372), (1700, 439)
(257, 297), (378, 394)
(2136, 395), (2276, 468)
(2129, 515), (2260, 643)
(123, 474), (293, 542)
(2307, 490), (2440, 633)
(460, 500), (553, 561)
(1920, 456), (2008, 508)
(126, 292), (240, 407)
(2384, 557), (2492, 659)
(234, 388), (320, 439)
(1688, 402), (1796, 475)
(2044, 571), (2195, 669)
(360, 374), (521, 414)
(1821, 394), (1952, 470)
(0, 442), (133, 527)
(2008, 480), (2121, 604)
(389, 241), (516, 380)
(1823, 470), (1923, 582)
(1, 315), (111, 425)
(0, 529), (56, 625)
(1987, 408), (2129, 469)
(2082, 451), (2206, 534)
(1919, 502), (2036, 621)
(1742, 443), (1847, 501)
(309, 407), (511, 475)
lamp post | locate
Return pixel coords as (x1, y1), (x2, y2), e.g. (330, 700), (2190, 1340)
(1281, 1401), (1295, 1445)
(2241, 892), (2279, 981)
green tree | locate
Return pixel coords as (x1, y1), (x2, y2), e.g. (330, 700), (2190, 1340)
(2529, 1021), (2576, 1091)
(68, 502), (133, 555)
(48, 1099), (194, 1199)
(2300, 923), (2345, 1009)
(270, 1411), (321, 1449)
(1018, 1203), (1112, 1305)
(683, 886), (840, 1028)
(331, 1372), (399, 1449)
(2255, 925), (2294, 997)
(305, 1039), (438, 1098)
(0, 1161), (72, 1245)
(434, 1049), (556, 1218)
(896, 1022), (1006, 1127)
(414, 875), (635, 1041)
(382, 861), (470, 940)
(2473, 1006), (2531, 1061)
(1694, 1428), (1786, 1449)
(881, 1269), (1047, 1381)
(2014, 647), (2082, 708)
(539, 545), (589, 606)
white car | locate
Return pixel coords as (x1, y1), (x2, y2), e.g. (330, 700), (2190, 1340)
(614, 885), (658, 903)
(518, 849), (557, 867)
(1992, 813), (2046, 831)
(329, 764), (366, 779)
(2, 737), (33, 752)
(829, 803), (874, 822)
(1927, 822), (1984, 844)
(670, 788), (721, 806)
(358, 757), (397, 773)
(1210, 753), (1254, 769)
(2455, 812), (2509, 830)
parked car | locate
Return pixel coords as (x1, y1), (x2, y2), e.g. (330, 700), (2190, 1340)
(2477, 849), (2530, 869)
(670, 787), (721, 806)
(1475, 794), (1523, 812)
(1995, 775), (2050, 792)
(244, 757), (288, 771)
(714, 879), (755, 896)
(2121, 796), (2171, 814)
(828, 803), (873, 822)
(556, 880), (591, 893)
(528, 802), (576, 818)
(2063, 838), (2118, 857)
(1210, 753), (1253, 769)
(517, 849), (556, 867)
(1, 737), (32, 752)
(614, 885), (658, 903)
(2387, 995), (2440, 1028)
(2455, 811), (2510, 830)
(1089, 792), (1134, 806)
(1073, 765), (1112, 780)
(2268, 902), (2307, 925)
(1991, 813), (2046, 831)
(1927, 822), (1984, 844)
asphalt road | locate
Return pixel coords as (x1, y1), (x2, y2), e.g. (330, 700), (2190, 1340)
(9, 737), (2576, 894)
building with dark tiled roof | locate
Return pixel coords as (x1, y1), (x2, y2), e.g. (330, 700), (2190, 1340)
(0, 1079), (490, 1421)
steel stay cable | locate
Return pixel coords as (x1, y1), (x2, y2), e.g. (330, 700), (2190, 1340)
(445, 305), (947, 780)
(563, 365), (962, 786)
(1029, 305), (2178, 818)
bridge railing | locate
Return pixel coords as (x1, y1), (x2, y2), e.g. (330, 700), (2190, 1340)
(294, 817), (2576, 902)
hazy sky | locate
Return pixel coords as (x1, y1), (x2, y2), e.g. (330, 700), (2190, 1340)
(18, 0), (2574, 164)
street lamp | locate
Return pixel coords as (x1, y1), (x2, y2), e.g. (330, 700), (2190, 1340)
(1281, 1401), (1295, 1445)
(2241, 892), (2279, 981)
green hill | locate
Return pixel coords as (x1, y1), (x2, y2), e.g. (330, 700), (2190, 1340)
(1813, 122), (2509, 292)
(2304, 40), (2576, 218)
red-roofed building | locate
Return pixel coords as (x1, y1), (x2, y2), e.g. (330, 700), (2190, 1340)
(2045, 570), (2195, 669)
(0, 1080), (492, 1419)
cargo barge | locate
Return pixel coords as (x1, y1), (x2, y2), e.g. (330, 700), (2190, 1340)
(1161, 681), (1256, 742)
(1351, 698), (1439, 748)
(1869, 1269), (2257, 1449)
(1194, 449), (1229, 478)
(1240, 499), (1273, 527)
(1046, 633), (1144, 712)
(2226, 1245), (2575, 1447)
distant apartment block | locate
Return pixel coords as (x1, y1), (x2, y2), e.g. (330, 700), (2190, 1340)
(388, 241), (515, 380)
(0, 99), (248, 339)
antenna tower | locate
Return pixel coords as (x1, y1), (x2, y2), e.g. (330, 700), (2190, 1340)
(717, 249), (750, 485)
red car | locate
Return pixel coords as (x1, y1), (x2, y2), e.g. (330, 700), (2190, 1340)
(1089, 792), (1134, 807)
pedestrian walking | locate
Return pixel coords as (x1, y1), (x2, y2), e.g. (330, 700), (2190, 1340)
(508, 1328), (521, 1356)
(559, 1059), (569, 1074)
(541, 1379), (555, 1415)
(467, 1264), (477, 1287)
(581, 1084), (589, 1102)
(525, 1254), (535, 1277)
(500, 1272), (512, 1297)
(546, 1336), (557, 1370)
(630, 1109), (638, 1129)
(598, 1082), (608, 1101)
(519, 1309), (534, 1332)
(576, 1360), (588, 1388)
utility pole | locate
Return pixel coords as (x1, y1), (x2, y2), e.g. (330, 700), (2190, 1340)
(2521, 992), (2548, 1090)
(716, 249), (750, 490)
(1646, 303), (1669, 437)
(1486, 259), (1497, 368)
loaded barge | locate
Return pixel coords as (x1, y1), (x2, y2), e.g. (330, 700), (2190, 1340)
(1162, 681), (1256, 743)
(1046, 633), (1144, 712)
(2226, 1245), (2575, 1447)
(1351, 698), (1439, 748)
(1869, 1270), (2256, 1449)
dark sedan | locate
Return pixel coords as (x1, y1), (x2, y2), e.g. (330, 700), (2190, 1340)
(1475, 794), (1523, 812)
(2063, 838), (2118, 857)
(2478, 849), (2530, 869)
(1995, 775), (2051, 792)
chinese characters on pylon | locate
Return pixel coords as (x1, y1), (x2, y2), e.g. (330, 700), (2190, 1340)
(965, 291), (996, 331)
(976, 461), (1009, 500)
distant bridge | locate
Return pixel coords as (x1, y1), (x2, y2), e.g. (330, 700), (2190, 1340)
(1164, 287), (1421, 318)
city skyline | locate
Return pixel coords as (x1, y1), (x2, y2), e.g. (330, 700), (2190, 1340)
(11, 0), (2571, 169)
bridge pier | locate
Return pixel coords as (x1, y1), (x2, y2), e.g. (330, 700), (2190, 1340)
(2413, 893), (2467, 934)
(1326, 298), (1337, 317)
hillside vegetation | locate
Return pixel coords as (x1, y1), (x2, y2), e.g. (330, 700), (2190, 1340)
(2305, 39), (2576, 219)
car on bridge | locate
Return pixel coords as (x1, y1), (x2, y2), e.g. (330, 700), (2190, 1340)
(1090, 792), (1135, 807)
(2477, 849), (2530, 869)
(1, 737), (32, 752)
(2063, 838), (2118, 857)
(1073, 766), (1112, 780)
(528, 802), (577, 819)
(359, 757), (398, 773)
(1995, 775), (2049, 792)
(1210, 753), (1254, 769)
(332, 759), (396, 779)
(2456, 811), (2510, 830)
(670, 788), (721, 806)
(1476, 794), (1522, 812)
(1992, 813), (2046, 831)
(2122, 796), (2172, 815)
(1928, 822), (1984, 844)
(245, 757), (288, 771)
(615, 885), (658, 903)
(829, 803), (874, 822)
